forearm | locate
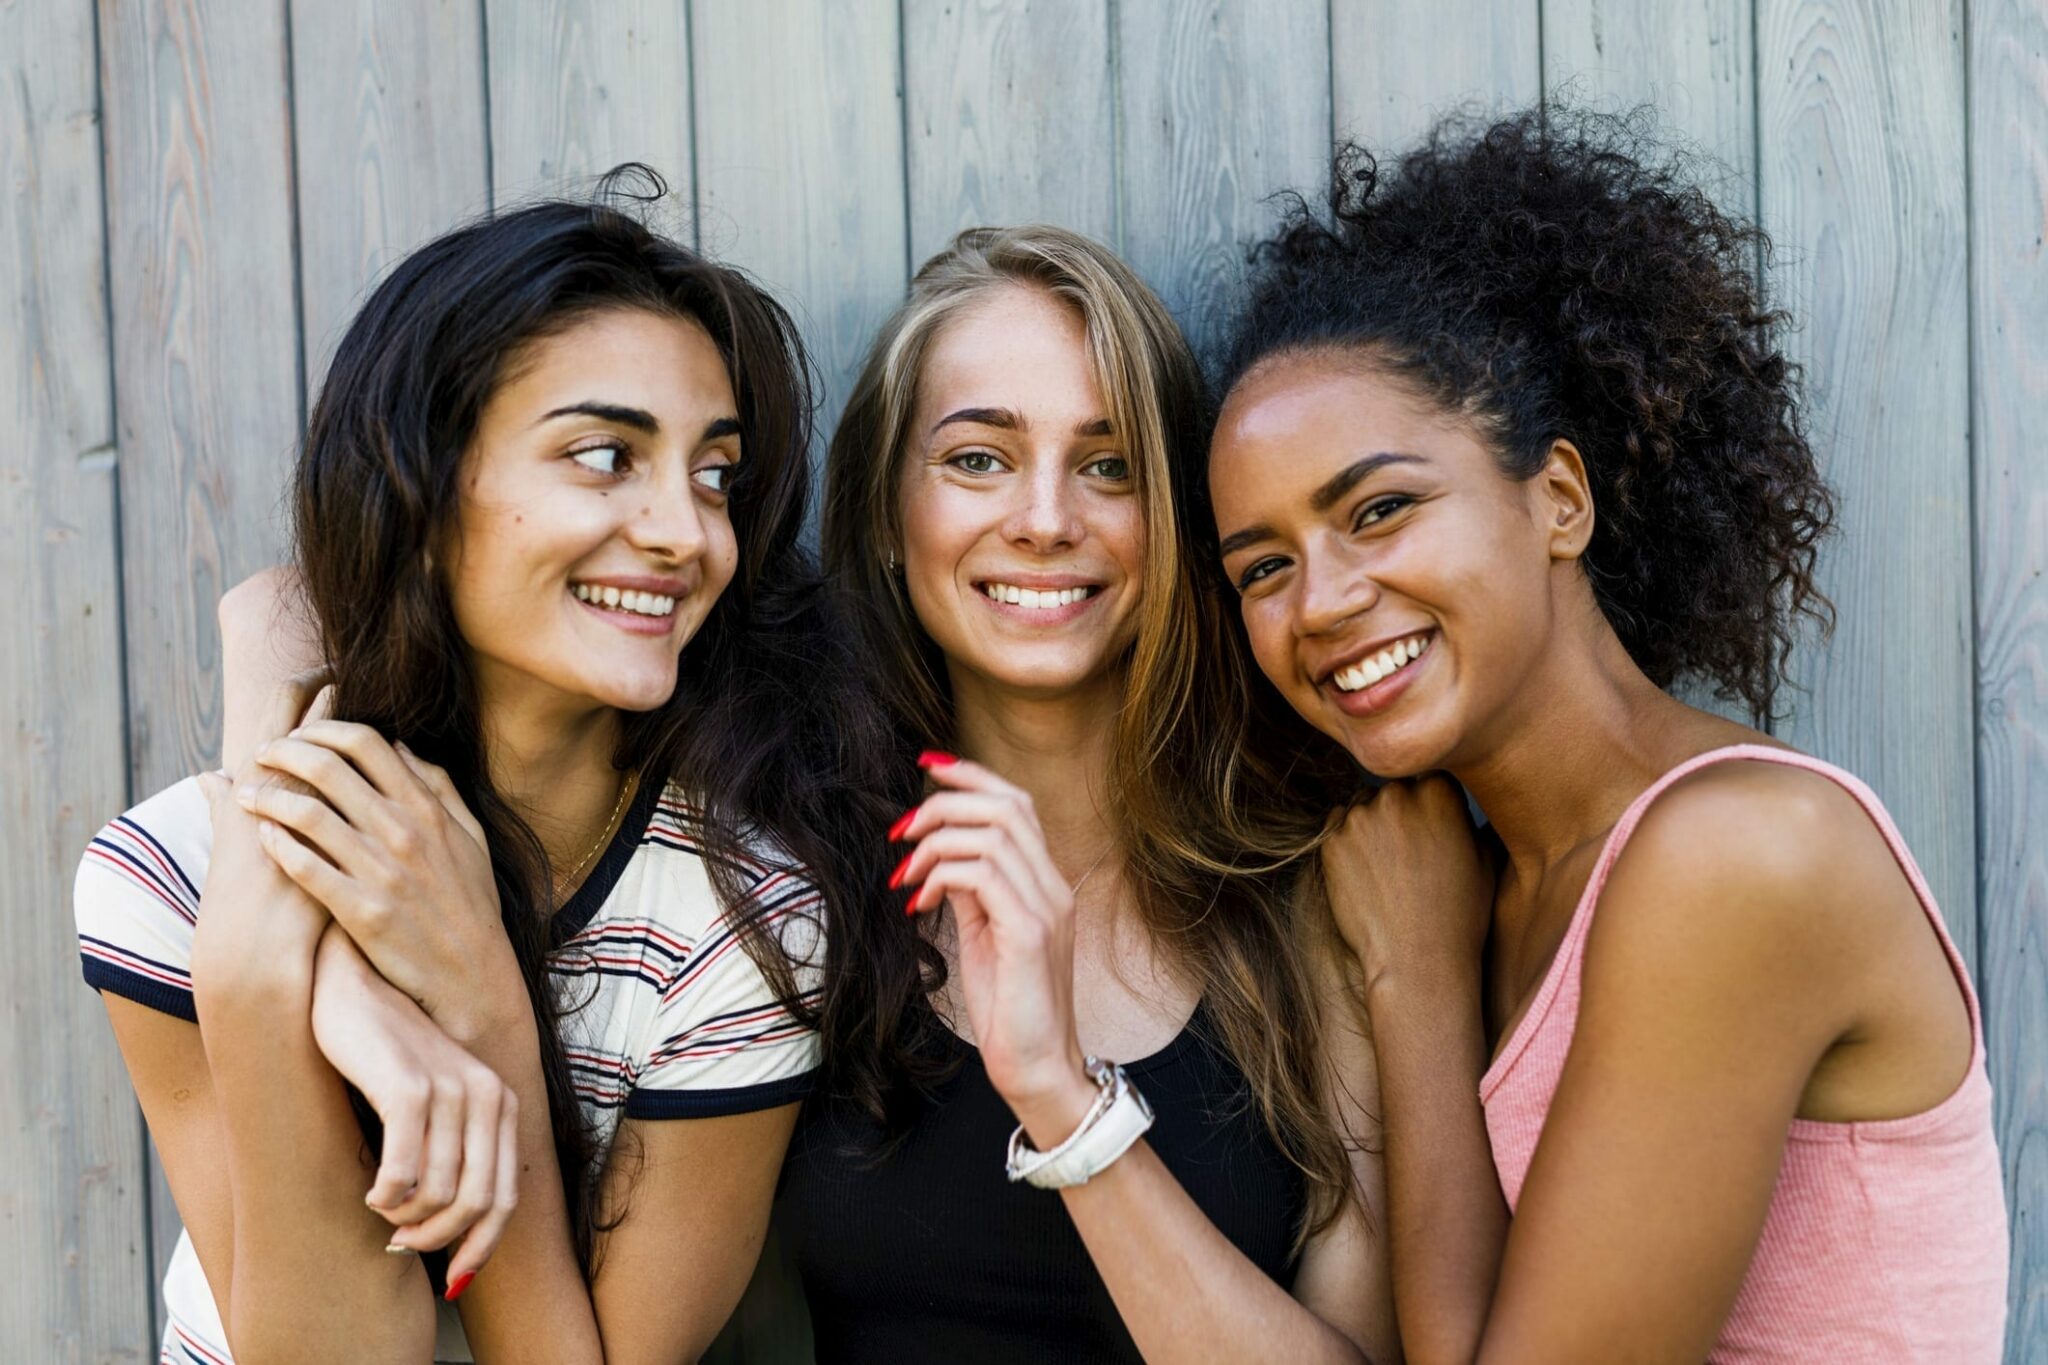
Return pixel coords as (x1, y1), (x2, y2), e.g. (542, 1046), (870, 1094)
(1363, 971), (1506, 1365)
(443, 1000), (606, 1364)
(193, 913), (434, 1361)
(1010, 1084), (1369, 1365)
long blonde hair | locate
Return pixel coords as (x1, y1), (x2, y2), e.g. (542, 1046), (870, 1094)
(820, 225), (1355, 1242)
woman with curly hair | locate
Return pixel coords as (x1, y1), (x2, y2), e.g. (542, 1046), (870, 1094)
(1197, 108), (2009, 1361)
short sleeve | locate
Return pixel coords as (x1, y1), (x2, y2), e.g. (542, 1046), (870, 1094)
(75, 777), (211, 1023)
(624, 864), (824, 1120)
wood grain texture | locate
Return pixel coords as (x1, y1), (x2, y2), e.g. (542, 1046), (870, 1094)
(1542, 0), (1756, 214)
(1968, 0), (2048, 1352)
(1756, 0), (1976, 961)
(0, 3), (152, 1357)
(290, 0), (490, 382)
(484, 0), (693, 216)
(100, 0), (304, 790)
(1116, 0), (1330, 355)
(903, 0), (1116, 260)
(99, 0), (306, 1310)
(1330, 0), (1541, 152)
(693, 0), (907, 465)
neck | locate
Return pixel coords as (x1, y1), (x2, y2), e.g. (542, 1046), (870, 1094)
(948, 664), (1121, 887)
(475, 664), (629, 882)
(1449, 611), (1703, 881)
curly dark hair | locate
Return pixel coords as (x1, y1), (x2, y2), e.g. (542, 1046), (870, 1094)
(1208, 105), (1834, 721)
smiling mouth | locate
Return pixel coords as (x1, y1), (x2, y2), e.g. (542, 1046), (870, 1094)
(976, 581), (1102, 610)
(1330, 630), (1433, 692)
(571, 582), (676, 619)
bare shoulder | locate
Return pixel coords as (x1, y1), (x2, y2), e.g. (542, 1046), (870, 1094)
(1574, 754), (1928, 1057)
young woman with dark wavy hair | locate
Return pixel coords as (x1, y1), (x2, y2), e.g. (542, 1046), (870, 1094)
(772, 223), (1432, 1364)
(1198, 109), (2009, 1361)
(76, 174), (887, 1363)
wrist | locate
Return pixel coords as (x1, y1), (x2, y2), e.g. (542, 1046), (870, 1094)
(1003, 1054), (1101, 1151)
(432, 952), (535, 1048)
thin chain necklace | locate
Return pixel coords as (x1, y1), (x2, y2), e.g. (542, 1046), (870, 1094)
(557, 769), (638, 903)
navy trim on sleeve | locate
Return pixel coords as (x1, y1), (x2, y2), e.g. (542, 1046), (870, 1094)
(82, 959), (198, 1023)
(623, 1068), (817, 1120)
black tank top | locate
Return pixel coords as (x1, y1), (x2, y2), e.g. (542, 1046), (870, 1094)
(775, 1005), (1307, 1363)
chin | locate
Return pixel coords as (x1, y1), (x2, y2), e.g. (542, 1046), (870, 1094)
(1327, 711), (1458, 781)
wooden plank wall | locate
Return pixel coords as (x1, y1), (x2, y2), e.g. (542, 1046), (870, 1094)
(2, 2), (2039, 1358)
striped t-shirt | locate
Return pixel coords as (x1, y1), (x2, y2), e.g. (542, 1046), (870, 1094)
(76, 772), (824, 1365)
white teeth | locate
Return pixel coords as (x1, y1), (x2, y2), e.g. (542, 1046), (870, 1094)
(572, 584), (675, 618)
(981, 583), (1093, 609)
(1331, 632), (1433, 693)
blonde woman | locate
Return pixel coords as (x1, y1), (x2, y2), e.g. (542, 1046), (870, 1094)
(779, 226), (1414, 1363)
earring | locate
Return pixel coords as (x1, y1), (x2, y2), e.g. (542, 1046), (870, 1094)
(885, 550), (899, 572)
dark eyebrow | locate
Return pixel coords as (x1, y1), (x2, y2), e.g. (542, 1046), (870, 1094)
(1217, 453), (1427, 559)
(1310, 453), (1425, 511)
(700, 416), (741, 444)
(1217, 523), (1277, 560)
(540, 401), (659, 434)
(1075, 417), (1113, 437)
(932, 406), (1020, 434)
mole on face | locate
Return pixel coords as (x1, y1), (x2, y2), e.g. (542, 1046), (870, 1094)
(641, 506), (651, 516)
(514, 514), (523, 523)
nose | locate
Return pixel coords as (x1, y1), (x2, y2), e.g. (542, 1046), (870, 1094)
(1295, 538), (1377, 637)
(1003, 453), (1083, 552)
(622, 464), (710, 565)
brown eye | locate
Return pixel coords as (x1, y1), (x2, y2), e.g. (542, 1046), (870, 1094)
(693, 463), (735, 494)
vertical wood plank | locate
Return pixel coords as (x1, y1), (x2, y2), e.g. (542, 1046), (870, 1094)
(693, 0), (907, 462)
(0, 2), (153, 1356)
(101, 0), (304, 784)
(1756, 0), (1975, 960)
(1541, 0), (1756, 212)
(1969, 0), (2048, 1350)
(484, 0), (693, 213)
(1115, 0), (1330, 355)
(903, 0), (1116, 261)
(289, 0), (490, 383)
(1331, 0), (1542, 151)
(99, 0), (306, 1303)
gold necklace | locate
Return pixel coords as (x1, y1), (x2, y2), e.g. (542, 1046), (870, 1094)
(557, 769), (638, 899)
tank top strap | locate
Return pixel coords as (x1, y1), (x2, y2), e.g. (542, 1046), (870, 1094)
(1486, 744), (1980, 1098)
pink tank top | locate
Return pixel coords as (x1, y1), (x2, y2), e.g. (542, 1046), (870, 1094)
(1480, 745), (2008, 1362)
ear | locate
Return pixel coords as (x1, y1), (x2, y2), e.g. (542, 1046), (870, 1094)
(1536, 439), (1595, 562)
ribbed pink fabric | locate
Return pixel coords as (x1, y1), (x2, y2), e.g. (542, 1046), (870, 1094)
(1480, 745), (2009, 1362)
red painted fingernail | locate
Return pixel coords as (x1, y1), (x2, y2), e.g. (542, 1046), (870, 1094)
(887, 851), (914, 890)
(917, 750), (958, 768)
(444, 1270), (475, 1302)
(887, 807), (919, 841)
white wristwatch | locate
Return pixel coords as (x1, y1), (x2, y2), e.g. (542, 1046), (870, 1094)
(1005, 1056), (1155, 1189)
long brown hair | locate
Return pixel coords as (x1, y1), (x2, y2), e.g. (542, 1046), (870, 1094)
(819, 225), (1355, 1239)
(293, 168), (886, 1272)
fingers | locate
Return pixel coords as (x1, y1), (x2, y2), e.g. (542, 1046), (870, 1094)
(399, 1075), (506, 1258)
(907, 855), (1045, 941)
(444, 1087), (521, 1288)
(243, 780), (374, 886)
(248, 734), (391, 835)
(392, 744), (488, 849)
(256, 818), (358, 907)
(890, 789), (1065, 905)
(383, 1081), (467, 1236)
(366, 1075), (431, 1214)
(285, 720), (421, 804)
(897, 825), (1060, 922)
